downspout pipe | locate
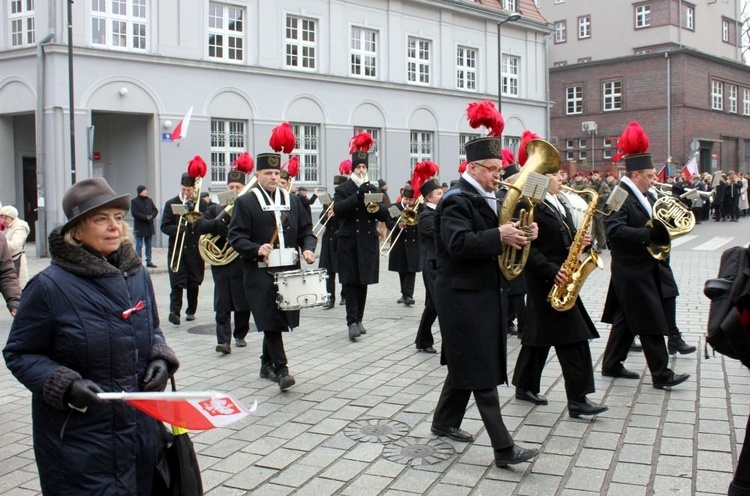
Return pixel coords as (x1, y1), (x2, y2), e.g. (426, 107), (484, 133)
(666, 51), (671, 164)
(544, 33), (552, 140)
(35, 32), (55, 257)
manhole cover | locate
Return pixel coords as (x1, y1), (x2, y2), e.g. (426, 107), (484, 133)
(187, 324), (214, 335)
(344, 419), (410, 443)
(382, 437), (455, 466)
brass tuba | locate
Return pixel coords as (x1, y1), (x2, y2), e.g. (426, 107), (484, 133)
(645, 187), (696, 261)
(498, 139), (561, 280)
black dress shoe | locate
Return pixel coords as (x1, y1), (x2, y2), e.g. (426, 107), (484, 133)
(322, 300), (335, 309)
(339, 298), (346, 306)
(430, 424), (474, 442)
(348, 323), (361, 341)
(668, 334), (697, 355)
(418, 346), (437, 354)
(494, 445), (539, 467)
(168, 313), (180, 325)
(653, 372), (690, 389)
(185, 314), (196, 321)
(357, 322), (367, 335)
(507, 323), (518, 336)
(515, 389), (548, 405)
(397, 296), (405, 304)
(278, 371), (296, 392)
(404, 297), (415, 306)
(215, 343), (231, 355)
(146, 262), (157, 268)
(630, 340), (643, 352)
(568, 398), (609, 418)
(602, 367), (640, 379)
(235, 338), (247, 347)
(259, 363), (278, 382)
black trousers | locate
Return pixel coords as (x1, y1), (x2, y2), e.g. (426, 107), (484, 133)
(602, 307), (672, 383)
(262, 331), (288, 374)
(326, 271), (337, 303)
(507, 294), (526, 332)
(434, 370), (513, 450)
(169, 286), (199, 315)
(662, 296), (679, 336)
(734, 413), (750, 489)
(216, 310), (251, 345)
(344, 283), (368, 325)
(512, 341), (595, 401)
(415, 271), (437, 349)
(399, 272), (416, 298)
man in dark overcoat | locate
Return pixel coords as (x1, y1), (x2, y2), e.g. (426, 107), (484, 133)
(333, 151), (389, 341)
(512, 170), (608, 418)
(601, 152), (690, 389)
(228, 153), (317, 392)
(160, 173), (207, 325)
(432, 136), (539, 468)
(386, 185), (421, 306)
(130, 185), (158, 267)
(318, 176), (346, 309)
(414, 179), (443, 353)
(195, 170), (252, 355)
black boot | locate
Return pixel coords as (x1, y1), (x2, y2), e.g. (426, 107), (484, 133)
(668, 331), (697, 355)
(728, 481), (750, 496)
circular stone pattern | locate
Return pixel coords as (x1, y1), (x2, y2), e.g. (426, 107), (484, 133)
(382, 437), (455, 466)
(344, 419), (410, 444)
(187, 324), (215, 335)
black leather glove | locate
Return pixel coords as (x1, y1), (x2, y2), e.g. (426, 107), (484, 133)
(142, 359), (170, 392)
(66, 379), (103, 410)
(215, 220), (229, 238)
(649, 224), (669, 245)
(357, 182), (374, 199)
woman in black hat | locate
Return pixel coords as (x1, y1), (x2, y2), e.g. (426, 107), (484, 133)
(3, 177), (180, 495)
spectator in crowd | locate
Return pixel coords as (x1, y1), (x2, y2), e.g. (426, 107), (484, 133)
(0, 205), (30, 287)
(130, 185), (158, 268)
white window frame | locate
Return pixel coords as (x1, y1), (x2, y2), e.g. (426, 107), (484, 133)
(635, 5), (651, 29)
(566, 139), (575, 149)
(685, 7), (694, 30)
(603, 80), (623, 112)
(353, 127), (381, 180)
(502, 0), (517, 11)
(10, 0), (35, 47)
(603, 148), (613, 160)
(566, 85), (583, 115)
(210, 119), (247, 185)
(566, 150), (575, 161)
(407, 36), (431, 85)
(285, 15), (317, 71)
(350, 26), (377, 79)
(712, 80), (724, 110)
(554, 21), (566, 43)
(501, 55), (520, 97)
(409, 131), (434, 172)
(722, 20), (729, 42)
(743, 88), (750, 116)
(602, 137), (612, 149)
(579, 138), (587, 149)
(728, 84), (738, 113)
(207, 2), (244, 62)
(504, 136), (521, 156)
(578, 15), (591, 39)
(291, 123), (320, 184)
(459, 133), (480, 162)
(91, 0), (148, 51)
(579, 150), (588, 161)
(456, 45), (478, 91)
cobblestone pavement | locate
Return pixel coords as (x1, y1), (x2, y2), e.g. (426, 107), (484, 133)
(1, 221), (748, 495)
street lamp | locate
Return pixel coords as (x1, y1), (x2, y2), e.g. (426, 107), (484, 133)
(497, 13), (522, 114)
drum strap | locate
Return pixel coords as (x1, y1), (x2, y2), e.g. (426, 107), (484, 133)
(252, 187), (291, 248)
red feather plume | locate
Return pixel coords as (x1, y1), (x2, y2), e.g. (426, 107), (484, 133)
(466, 100), (505, 137)
(269, 122), (296, 154)
(518, 130), (541, 166)
(349, 132), (375, 154)
(613, 121), (650, 163)
(339, 159), (352, 176)
(187, 155), (207, 178)
(458, 160), (468, 174)
(285, 156), (299, 178)
(411, 160), (440, 197)
(232, 152), (254, 174)
(501, 148), (516, 168)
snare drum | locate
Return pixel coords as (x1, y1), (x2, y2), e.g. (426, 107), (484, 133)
(274, 269), (330, 311)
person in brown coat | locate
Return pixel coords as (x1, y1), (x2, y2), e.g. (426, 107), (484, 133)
(0, 232), (21, 316)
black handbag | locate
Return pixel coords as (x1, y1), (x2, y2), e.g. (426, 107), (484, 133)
(153, 377), (204, 496)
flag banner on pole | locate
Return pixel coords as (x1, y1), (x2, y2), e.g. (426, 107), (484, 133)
(683, 153), (699, 182)
(657, 163), (668, 183)
(171, 106), (193, 142)
(98, 391), (257, 430)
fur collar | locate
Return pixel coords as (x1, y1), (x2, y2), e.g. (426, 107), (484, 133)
(48, 227), (143, 278)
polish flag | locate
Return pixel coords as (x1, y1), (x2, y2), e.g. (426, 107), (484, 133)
(656, 163), (668, 183)
(99, 391), (257, 430)
(682, 153), (699, 182)
(171, 106), (194, 143)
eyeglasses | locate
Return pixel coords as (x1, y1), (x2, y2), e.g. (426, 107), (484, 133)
(473, 162), (503, 174)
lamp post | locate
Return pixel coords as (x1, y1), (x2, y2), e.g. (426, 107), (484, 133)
(497, 13), (522, 114)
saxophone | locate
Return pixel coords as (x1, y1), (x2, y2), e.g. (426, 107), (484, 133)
(547, 187), (604, 312)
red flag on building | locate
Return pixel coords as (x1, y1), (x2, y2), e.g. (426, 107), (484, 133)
(171, 106), (194, 143)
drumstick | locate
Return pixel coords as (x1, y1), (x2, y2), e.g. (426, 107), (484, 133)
(264, 214), (287, 259)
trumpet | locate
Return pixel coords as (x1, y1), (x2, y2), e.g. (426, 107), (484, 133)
(313, 201), (334, 237)
(380, 197), (422, 257)
(170, 177), (203, 272)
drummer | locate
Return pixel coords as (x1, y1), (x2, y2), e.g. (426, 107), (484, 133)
(228, 150), (317, 392)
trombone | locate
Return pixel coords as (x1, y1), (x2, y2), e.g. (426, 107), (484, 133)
(170, 178), (203, 272)
(313, 201), (334, 237)
(380, 197), (422, 257)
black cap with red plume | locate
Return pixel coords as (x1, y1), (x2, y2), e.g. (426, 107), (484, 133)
(349, 132), (375, 168)
(411, 160), (440, 199)
(464, 101), (504, 163)
(613, 121), (653, 171)
(517, 130), (541, 166)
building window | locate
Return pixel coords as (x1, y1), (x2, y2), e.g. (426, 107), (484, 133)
(456, 46), (477, 91)
(410, 131), (434, 172)
(291, 124), (320, 184)
(728, 85), (738, 113)
(578, 15), (591, 39)
(685, 7), (694, 30)
(91, 0), (148, 50)
(579, 138), (587, 148)
(580, 150), (587, 161)
(504, 136), (521, 155)
(603, 148), (613, 160)
(712, 80), (724, 110)
(407, 37), (431, 85)
(566, 139), (575, 149)
(578, 57), (592, 63)
(554, 21), (566, 43)
(10, 0), (35, 47)
(207, 3), (243, 61)
(553, 61), (568, 67)
(353, 127), (381, 180)
(722, 20), (729, 42)
(602, 137), (612, 149)
(351, 27), (377, 79)
(502, 0), (517, 11)
(603, 80), (622, 111)
(286, 15), (316, 70)
(210, 119), (247, 185)
(459, 133), (480, 162)
(501, 55), (520, 97)
(555, 0), (565, 3)
(635, 5), (651, 29)
(743, 88), (750, 115)
(566, 150), (575, 161)
(566, 85), (583, 115)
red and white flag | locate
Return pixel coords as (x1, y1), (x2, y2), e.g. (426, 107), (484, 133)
(656, 163), (668, 183)
(171, 106), (194, 142)
(99, 391), (256, 430)
(683, 153), (699, 182)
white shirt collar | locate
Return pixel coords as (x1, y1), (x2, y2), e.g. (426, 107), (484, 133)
(462, 172), (498, 214)
(620, 175), (652, 218)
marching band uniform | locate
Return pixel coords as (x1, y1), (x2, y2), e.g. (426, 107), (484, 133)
(333, 148), (389, 341)
(228, 153), (317, 391)
(318, 175), (346, 309)
(194, 170), (251, 355)
(414, 179), (442, 353)
(161, 173), (207, 325)
(386, 186), (421, 306)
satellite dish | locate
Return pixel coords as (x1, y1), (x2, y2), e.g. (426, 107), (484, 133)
(690, 139), (700, 153)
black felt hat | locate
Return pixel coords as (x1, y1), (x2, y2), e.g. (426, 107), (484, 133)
(419, 178), (441, 198)
(352, 150), (369, 168)
(465, 137), (503, 163)
(624, 153), (654, 172)
(227, 170), (246, 185)
(181, 173), (196, 187)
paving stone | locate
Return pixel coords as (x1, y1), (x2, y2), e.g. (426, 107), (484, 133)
(574, 448), (614, 470)
(339, 474), (394, 496)
(531, 453), (573, 476)
(563, 467), (606, 492)
(611, 462), (652, 485)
